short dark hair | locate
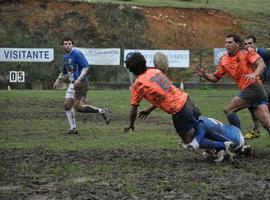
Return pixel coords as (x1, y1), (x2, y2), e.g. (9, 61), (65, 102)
(125, 52), (147, 76)
(246, 35), (256, 43)
(62, 37), (73, 45)
(226, 33), (242, 45)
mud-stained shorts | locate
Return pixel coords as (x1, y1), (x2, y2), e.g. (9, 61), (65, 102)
(237, 83), (267, 105)
(65, 80), (89, 101)
(172, 96), (200, 138)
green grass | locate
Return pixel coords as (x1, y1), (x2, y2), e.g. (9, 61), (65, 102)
(0, 89), (270, 151)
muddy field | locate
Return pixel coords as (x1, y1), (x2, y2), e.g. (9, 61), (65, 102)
(1, 148), (270, 200)
(1, 91), (270, 199)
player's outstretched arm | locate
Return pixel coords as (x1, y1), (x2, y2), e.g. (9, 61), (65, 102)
(123, 105), (138, 134)
(138, 105), (157, 120)
(194, 66), (219, 82)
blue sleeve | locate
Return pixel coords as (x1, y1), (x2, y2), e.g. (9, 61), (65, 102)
(77, 51), (90, 69)
(194, 121), (206, 144)
(61, 58), (67, 74)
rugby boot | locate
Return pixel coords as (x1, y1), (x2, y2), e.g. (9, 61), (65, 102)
(244, 130), (260, 139)
(68, 128), (78, 134)
(214, 150), (226, 162)
(224, 141), (235, 161)
(101, 108), (110, 125)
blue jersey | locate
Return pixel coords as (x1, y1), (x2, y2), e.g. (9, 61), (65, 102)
(61, 48), (90, 83)
(257, 48), (270, 82)
(195, 116), (242, 147)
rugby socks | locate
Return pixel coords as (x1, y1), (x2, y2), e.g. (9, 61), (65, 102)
(227, 112), (241, 130)
(66, 108), (76, 130)
(83, 105), (103, 113)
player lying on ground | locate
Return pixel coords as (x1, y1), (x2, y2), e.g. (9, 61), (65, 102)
(182, 116), (251, 162)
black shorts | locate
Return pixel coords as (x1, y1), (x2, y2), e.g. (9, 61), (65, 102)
(237, 83), (267, 105)
(172, 97), (200, 138)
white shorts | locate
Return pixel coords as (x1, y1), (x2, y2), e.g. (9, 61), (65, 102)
(65, 83), (75, 99)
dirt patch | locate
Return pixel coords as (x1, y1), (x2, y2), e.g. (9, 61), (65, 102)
(1, 1), (244, 49)
(1, 148), (270, 199)
(1, 94), (270, 199)
(144, 8), (243, 49)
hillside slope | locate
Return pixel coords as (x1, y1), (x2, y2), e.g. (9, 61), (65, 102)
(0, 0), (268, 86)
(1, 0), (248, 49)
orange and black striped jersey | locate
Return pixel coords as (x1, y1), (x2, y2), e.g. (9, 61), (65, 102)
(214, 48), (262, 90)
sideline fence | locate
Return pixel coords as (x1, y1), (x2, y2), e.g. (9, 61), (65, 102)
(0, 48), (232, 89)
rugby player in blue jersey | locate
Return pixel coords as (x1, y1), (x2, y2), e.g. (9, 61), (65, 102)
(244, 35), (270, 139)
(182, 116), (250, 162)
(53, 37), (110, 134)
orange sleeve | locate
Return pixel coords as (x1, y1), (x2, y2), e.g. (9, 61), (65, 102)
(247, 48), (261, 64)
(213, 63), (227, 78)
(130, 81), (144, 106)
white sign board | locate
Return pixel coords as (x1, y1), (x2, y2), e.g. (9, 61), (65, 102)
(124, 49), (190, 68)
(9, 71), (25, 82)
(0, 48), (54, 62)
(76, 48), (120, 65)
(214, 48), (227, 65)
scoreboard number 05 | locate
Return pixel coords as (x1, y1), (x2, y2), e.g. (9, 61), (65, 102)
(9, 71), (25, 83)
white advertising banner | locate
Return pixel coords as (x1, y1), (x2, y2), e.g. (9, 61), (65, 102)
(124, 49), (190, 68)
(76, 48), (120, 65)
(0, 48), (54, 62)
(214, 48), (227, 65)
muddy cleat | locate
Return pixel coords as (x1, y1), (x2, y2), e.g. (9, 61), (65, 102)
(224, 141), (235, 161)
(68, 128), (78, 134)
(241, 144), (252, 156)
(202, 149), (217, 160)
(244, 130), (260, 139)
(186, 144), (196, 151)
(101, 108), (110, 125)
(214, 150), (226, 162)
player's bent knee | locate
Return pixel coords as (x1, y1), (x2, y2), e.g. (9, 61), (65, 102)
(64, 103), (73, 111)
(64, 99), (74, 111)
(74, 102), (84, 112)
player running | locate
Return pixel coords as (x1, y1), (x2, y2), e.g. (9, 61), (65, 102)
(244, 35), (270, 139)
(53, 36), (110, 134)
(195, 33), (270, 135)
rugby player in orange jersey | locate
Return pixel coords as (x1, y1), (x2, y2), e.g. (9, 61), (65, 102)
(123, 52), (201, 144)
(195, 33), (270, 134)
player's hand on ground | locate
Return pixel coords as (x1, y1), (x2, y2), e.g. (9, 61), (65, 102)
(138, 110), (150, 120)
(194, 66), (206, 77)
(123, 125), (134, 134)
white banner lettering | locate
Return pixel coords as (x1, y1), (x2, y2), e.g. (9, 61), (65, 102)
(0, 48), (54, 62)
(76, 48), (120, 65)
(124, 49), (189, 68)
